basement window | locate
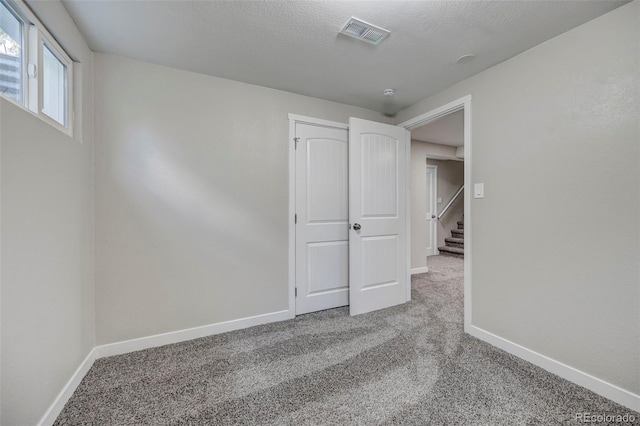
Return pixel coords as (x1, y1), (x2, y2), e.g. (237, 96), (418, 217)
(42, 43), (68, 126)
(0, 0), (23, 104)
(0, 0), (73, 135)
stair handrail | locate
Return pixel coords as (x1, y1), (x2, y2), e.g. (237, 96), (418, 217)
(437, 185), (464, 220)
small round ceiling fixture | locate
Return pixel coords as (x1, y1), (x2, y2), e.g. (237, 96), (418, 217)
(383, 88), (395, 97)
(456, 54), (476, 64)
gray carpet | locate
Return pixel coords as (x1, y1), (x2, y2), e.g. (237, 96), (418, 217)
(55, 256), (637, 425)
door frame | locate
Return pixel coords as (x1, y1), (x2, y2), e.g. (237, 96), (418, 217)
(288, 114), (349, 319)
(397, 95), (472, 333)
(426, 164), (438, 256)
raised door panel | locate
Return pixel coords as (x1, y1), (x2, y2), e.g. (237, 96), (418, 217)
(361, 235), (398, 290)
(361, 134), (398, 218)
(307, 241), (349, 295)
(307, 138), (348, 224)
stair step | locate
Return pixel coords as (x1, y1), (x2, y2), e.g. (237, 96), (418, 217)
(444, 237), (464, 248)
(438, 245), (464, 258)
(451, 229), (463, 238)
(457, 221), (464, 230)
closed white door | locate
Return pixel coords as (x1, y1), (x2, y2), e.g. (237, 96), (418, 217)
(425, 164), (438, 256)
(348, 118), (409, 316)
(295, 123), (349, 315)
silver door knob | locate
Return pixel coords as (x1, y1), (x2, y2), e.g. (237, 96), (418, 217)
(353, 223), (361, 231)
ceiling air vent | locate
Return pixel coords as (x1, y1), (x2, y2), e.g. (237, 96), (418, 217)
(339, 17), (390, 45)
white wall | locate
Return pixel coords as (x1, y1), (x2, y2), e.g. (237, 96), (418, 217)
(0, 1), (94, 424)
(398, 2), (639, 396)
(94, 54), (388, 345)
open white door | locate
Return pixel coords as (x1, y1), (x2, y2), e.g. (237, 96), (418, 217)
(426, 164), (438, 256)
(348, 117), (409, 316)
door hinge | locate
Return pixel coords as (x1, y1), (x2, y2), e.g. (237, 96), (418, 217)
(295, 287), (297, 297)
(294, 213), (297, 224)
(293, 137), (299, 149)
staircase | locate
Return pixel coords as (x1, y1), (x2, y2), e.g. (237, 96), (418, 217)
(438, 219), (464, 258)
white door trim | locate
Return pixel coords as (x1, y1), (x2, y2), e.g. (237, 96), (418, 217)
(288, 114), (348, 317)
(397, 95), (472, 332)
(426, 164), (438, 256)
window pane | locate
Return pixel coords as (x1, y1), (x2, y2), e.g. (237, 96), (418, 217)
(0, 1), (23, 104)
(42, 44), (66, 126)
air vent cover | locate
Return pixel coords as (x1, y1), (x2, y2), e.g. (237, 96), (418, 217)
(339, 17), (390, 45)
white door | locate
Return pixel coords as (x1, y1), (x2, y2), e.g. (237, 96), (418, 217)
(348, 117), (409, 316)
(295, 123), (349, 315)
(425, 164), (438, 256)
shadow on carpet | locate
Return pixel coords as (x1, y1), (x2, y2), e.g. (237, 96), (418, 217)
(55, 256), (638, 425)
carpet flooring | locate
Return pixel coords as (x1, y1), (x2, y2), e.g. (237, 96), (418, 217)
(55, 256), (637, 425)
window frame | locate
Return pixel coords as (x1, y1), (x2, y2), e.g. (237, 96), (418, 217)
(0, 0), (27, 105)
(33, 25), (73, 133)
(1, 0), (74, 136)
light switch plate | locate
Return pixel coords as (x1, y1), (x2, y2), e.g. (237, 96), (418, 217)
(437, 197), (442, 204)
(474, 183), (484, 199)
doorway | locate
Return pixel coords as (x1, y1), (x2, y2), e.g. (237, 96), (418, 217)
(397, 95), (472, 332)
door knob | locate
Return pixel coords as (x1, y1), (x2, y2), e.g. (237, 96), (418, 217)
(353, 223), (361, 231)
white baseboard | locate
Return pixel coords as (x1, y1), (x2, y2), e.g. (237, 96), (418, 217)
(468, 325), (640, 412)
(96, 309), (292, 358)
(38, 309), (292, 425)
(411, 267), (429, 275)
(38, 348), (97, 426)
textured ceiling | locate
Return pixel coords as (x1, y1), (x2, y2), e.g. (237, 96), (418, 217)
(61, 0), (627, 115)
(412, 110), (464, 147)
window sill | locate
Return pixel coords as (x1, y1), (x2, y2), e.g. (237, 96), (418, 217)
(1, 94), (75, 140)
